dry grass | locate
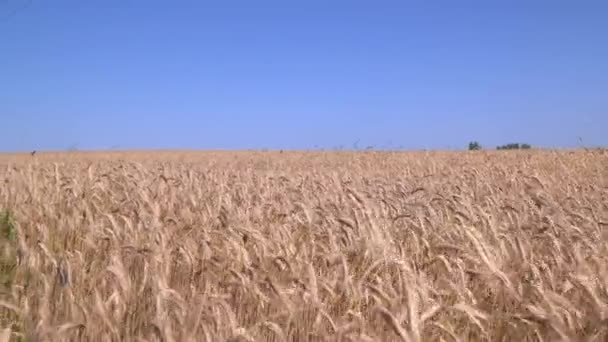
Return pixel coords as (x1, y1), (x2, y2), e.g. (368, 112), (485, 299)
(0, 149), (607, 341)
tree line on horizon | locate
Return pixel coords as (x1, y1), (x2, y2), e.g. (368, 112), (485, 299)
(468, 141), (532, 151)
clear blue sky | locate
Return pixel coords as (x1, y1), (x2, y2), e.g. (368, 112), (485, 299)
(1, 0), (607, 151)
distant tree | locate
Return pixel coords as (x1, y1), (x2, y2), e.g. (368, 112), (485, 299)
(497, 143), (532, 150)
(468, 141), (482, 151)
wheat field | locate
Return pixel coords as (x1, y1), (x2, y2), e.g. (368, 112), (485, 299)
(0, 150), (607, 341)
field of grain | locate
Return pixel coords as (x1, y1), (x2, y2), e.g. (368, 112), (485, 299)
(0, 150), (607, 341)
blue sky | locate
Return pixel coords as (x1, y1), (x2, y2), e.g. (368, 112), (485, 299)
(1, 0), (607, 151)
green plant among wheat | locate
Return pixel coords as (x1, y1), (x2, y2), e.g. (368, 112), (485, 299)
(0, 210), (17, 289)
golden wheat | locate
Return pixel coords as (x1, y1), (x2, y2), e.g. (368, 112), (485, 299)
(0, 149), (607, 341)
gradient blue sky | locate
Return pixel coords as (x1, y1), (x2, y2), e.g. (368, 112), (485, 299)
(1, 0), (607, 152)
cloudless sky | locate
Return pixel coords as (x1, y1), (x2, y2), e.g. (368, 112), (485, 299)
(1, 0), (607, 152)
